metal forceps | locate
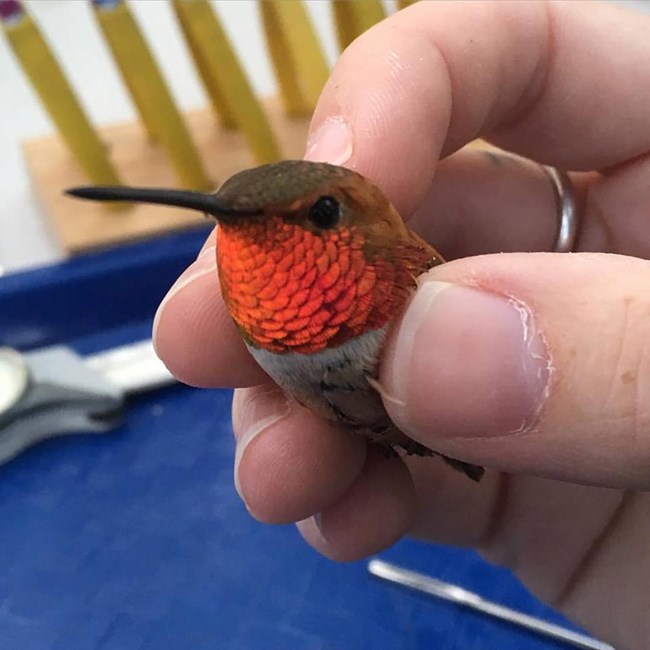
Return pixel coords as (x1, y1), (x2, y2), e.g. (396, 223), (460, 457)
(368, 559), (615, 650)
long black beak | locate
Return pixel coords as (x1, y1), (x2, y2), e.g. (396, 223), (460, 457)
(65, 186), (261, 221)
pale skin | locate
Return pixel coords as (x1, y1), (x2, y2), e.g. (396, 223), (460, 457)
(153, 2), (650, 648)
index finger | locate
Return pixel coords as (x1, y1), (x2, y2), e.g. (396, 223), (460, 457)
(305, 0), (650, 216)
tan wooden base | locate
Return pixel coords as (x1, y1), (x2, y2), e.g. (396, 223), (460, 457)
(22, 98), (310, 253)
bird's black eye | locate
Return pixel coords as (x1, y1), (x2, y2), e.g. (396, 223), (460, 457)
(309, 195), (340, 229)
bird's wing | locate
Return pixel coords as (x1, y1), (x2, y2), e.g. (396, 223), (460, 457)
(405, 227), (445, 266)
(393, 228), (445, 300)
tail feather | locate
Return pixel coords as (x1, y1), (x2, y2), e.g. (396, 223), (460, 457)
(369, 426), (485, 482)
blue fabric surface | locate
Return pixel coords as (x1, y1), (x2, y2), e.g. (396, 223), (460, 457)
(0, 231), (580, 649)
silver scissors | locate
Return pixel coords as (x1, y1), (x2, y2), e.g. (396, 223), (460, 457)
(0, 340), (175, 463)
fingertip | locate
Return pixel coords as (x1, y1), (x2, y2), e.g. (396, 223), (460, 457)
(305, 18), (449, 217)
(296, 449), (416, 562)
(304, 117), (353, 167)
(233, 386), (367, 525)
(404, 455), (499, 546)
(153, 254), (267, 388)
(152, 245), (214, 339)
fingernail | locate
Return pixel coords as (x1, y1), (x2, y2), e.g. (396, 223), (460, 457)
(304, 117), (352, 165)
(233, 387), (291, 505)
(152, 246), (216, 351)
(385, 281), (551, 439)
(313, 512), (325, 539)
(296, 514), (328, 547)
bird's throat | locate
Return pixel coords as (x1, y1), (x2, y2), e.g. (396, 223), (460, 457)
(216, 217), (399, 354)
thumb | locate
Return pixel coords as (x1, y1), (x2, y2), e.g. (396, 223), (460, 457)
(380, 252), (650, 489)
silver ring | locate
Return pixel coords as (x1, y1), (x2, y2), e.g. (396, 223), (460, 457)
(544, 166), (579, 252)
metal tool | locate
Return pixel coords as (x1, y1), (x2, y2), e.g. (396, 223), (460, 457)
(368, 559), (615, 650)
(0, 340), (175, 464)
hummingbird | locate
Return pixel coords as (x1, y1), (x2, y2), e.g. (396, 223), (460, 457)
(67, 160), (484, 481)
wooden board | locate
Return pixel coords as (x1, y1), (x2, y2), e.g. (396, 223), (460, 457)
(22, 98), (310, 253)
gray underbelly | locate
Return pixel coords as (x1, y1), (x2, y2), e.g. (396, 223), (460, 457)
(246, 327), (390, 428)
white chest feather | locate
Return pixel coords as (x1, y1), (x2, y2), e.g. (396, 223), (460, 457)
(246, 327), (390, 428)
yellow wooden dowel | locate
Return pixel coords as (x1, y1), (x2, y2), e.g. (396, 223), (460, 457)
(260, 0), (330, 118)
(172, 0), (235, 130)
(331, 0), (386, 52)
(396, 0), (417, 9)
(93, 0), (212, 190)
(2, 7), (122, 186)
(172, 0), (280, 164)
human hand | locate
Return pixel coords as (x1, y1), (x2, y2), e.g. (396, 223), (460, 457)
(154, 2), (650, 648)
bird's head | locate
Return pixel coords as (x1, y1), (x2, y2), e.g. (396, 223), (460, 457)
(67, 160), (412, 353)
